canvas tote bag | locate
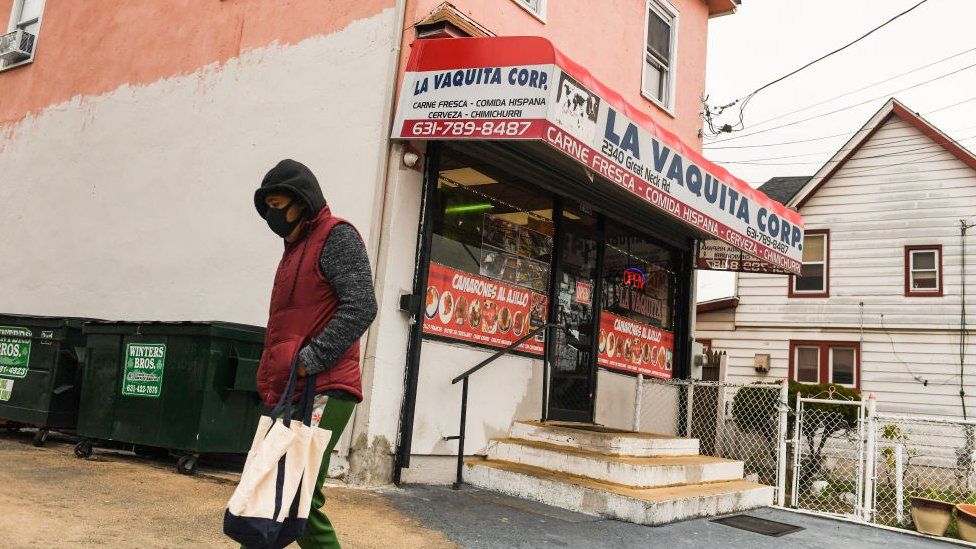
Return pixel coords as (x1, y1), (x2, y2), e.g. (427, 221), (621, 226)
(224, 358), (331, 549)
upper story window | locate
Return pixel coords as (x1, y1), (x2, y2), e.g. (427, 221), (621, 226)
(790, 340), (859, 389)
(642, 0), (678, 113)
(512, 0), (547, 21)
(790, 230), (829, 297)
(905, 245), (942, 296)
(2, 0), (44, 69)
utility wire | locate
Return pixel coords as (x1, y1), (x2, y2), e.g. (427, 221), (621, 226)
(711, 127), (976, 164)
(714, 133), (976, 166)
(701, 0), (932, 137)
(746, 45), (976, 130)
(705, 60), (976, 145)
(704, 119), (976, 151)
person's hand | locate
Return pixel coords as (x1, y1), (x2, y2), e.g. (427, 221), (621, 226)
(297, 362), (308, 378)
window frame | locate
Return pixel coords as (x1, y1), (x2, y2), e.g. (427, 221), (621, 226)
(2, 0), (45, 72)
(789, 229), (830, 298)
(641, 0), (679, 116)
(904, 245), (943, 297)
(510, 0), (547, 23)
(793, 344), (821, 384)
(789, 340), (860, 390)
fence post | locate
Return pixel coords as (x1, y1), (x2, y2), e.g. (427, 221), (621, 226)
(633, 374), (644, 432)
(863, 394), (877, 522)
(791, 392), (802, 508)
(776, 378), (789, 507)
(685, 381), (695, 438)
(894, 442), (904, 525)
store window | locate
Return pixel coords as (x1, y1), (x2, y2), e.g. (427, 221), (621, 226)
(424, 149), (553, 354)
(642, 0), (678, 111)
(905, 245), (942, 296)
(790, 230), (829, 297)
(597, 224), (677, 378)
(790, 340), (859, 389)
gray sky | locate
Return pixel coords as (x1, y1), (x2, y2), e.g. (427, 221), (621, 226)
(697, 0), (975, 301)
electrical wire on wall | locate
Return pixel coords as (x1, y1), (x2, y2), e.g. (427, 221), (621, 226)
(961, 219), (974, 419)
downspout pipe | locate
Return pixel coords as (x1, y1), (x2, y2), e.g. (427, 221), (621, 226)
(962, 220), (972, 419)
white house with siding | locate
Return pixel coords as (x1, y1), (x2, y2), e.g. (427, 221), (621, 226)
(697, 98), (976, 417)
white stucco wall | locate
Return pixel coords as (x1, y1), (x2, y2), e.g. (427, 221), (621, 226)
(0, 10), (396, 328)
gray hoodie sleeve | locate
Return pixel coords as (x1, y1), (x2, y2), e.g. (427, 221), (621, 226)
(298, 223), (378, 375)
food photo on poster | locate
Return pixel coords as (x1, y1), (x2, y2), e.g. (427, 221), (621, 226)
(424, 263), (548, 354)
(597, 312), (673, 378)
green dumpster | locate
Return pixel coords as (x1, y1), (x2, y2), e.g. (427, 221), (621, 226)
(0, 314), (90, 446)
(75, 321), (266, 474)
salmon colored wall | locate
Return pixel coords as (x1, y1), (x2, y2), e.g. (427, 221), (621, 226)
(400, 0), (711, 149)
(0, 0), (395, 126)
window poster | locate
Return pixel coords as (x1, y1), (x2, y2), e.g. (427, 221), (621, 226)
(598, 312), (673, 378)
(424, 263), (548, 355)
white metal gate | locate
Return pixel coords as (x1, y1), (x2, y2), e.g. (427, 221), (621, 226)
(790, 392), (866, 519)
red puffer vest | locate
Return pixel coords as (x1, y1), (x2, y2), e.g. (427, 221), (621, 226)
(256, 205), (363, 408)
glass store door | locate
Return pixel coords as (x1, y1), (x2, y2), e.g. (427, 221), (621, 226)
(547, 205), (601, 422)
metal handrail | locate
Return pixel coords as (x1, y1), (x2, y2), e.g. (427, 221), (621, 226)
(445, 322), (565, 489)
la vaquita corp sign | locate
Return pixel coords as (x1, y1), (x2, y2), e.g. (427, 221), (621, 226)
(122, 343), (166, 398)
(0, 326), (32, 379)
(391, 37), (806, 275)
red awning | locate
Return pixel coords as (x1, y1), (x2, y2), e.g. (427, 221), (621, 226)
(392, 37), (804, 275)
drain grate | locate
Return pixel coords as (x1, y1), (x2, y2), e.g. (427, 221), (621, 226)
(711, 515), (805, 537)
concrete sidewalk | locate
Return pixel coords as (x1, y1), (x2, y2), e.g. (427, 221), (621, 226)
(389, 484), (960, 549)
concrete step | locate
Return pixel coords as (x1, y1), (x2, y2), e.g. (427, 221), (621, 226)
(487, 438), (744, 488)
(509, 421), (700, 457)
(464, 459), (774, 526)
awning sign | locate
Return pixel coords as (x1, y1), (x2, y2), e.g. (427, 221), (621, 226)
(392, 37), (804, 275)
(696, 239), (792, 274)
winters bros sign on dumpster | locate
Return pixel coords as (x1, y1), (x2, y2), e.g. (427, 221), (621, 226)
(392, 37), (804, 275)
(0, 326), (31, 379)
(122, 343), (167, 398)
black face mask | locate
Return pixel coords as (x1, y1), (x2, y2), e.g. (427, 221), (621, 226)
(265, 205), (305, 238)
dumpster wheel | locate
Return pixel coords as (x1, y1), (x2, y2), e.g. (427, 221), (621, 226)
(32, 429), (49, 447)
(177, 454), (199, 475)
(74, 440), (94, 459)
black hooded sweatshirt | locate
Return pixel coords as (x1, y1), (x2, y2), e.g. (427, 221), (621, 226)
(255, 159), (377, 401)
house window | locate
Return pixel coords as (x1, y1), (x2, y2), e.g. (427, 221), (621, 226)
(790, 230), (829, 297)
(512, 0), (547, 21)
(642, 0), (678, 112)
(790, 340), (859, 389)
(905, 245), (942, 296)
(795, 346), (820, 383)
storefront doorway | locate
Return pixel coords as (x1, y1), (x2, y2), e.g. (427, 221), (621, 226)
(415, 143), (682, 425)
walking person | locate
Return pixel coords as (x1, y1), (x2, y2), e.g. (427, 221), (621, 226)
(253, 159), (377, 548)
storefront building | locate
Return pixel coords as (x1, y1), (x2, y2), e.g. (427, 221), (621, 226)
(0, 0), (801, 485)
(388, 36), (803, 482)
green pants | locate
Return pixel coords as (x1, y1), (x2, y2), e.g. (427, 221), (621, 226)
(296, 396), (356, 549)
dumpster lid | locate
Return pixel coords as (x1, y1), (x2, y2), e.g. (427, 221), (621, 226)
(0, 313), (102, 330)
(82, 321), (265, 343)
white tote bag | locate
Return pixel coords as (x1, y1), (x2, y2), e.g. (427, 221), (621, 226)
(224, 360), (331, 549)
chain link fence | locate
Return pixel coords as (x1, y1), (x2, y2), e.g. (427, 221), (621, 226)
(635, 378), (785, 487)
(791, 397), (865, 518)
(870, 413), (976, 529)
